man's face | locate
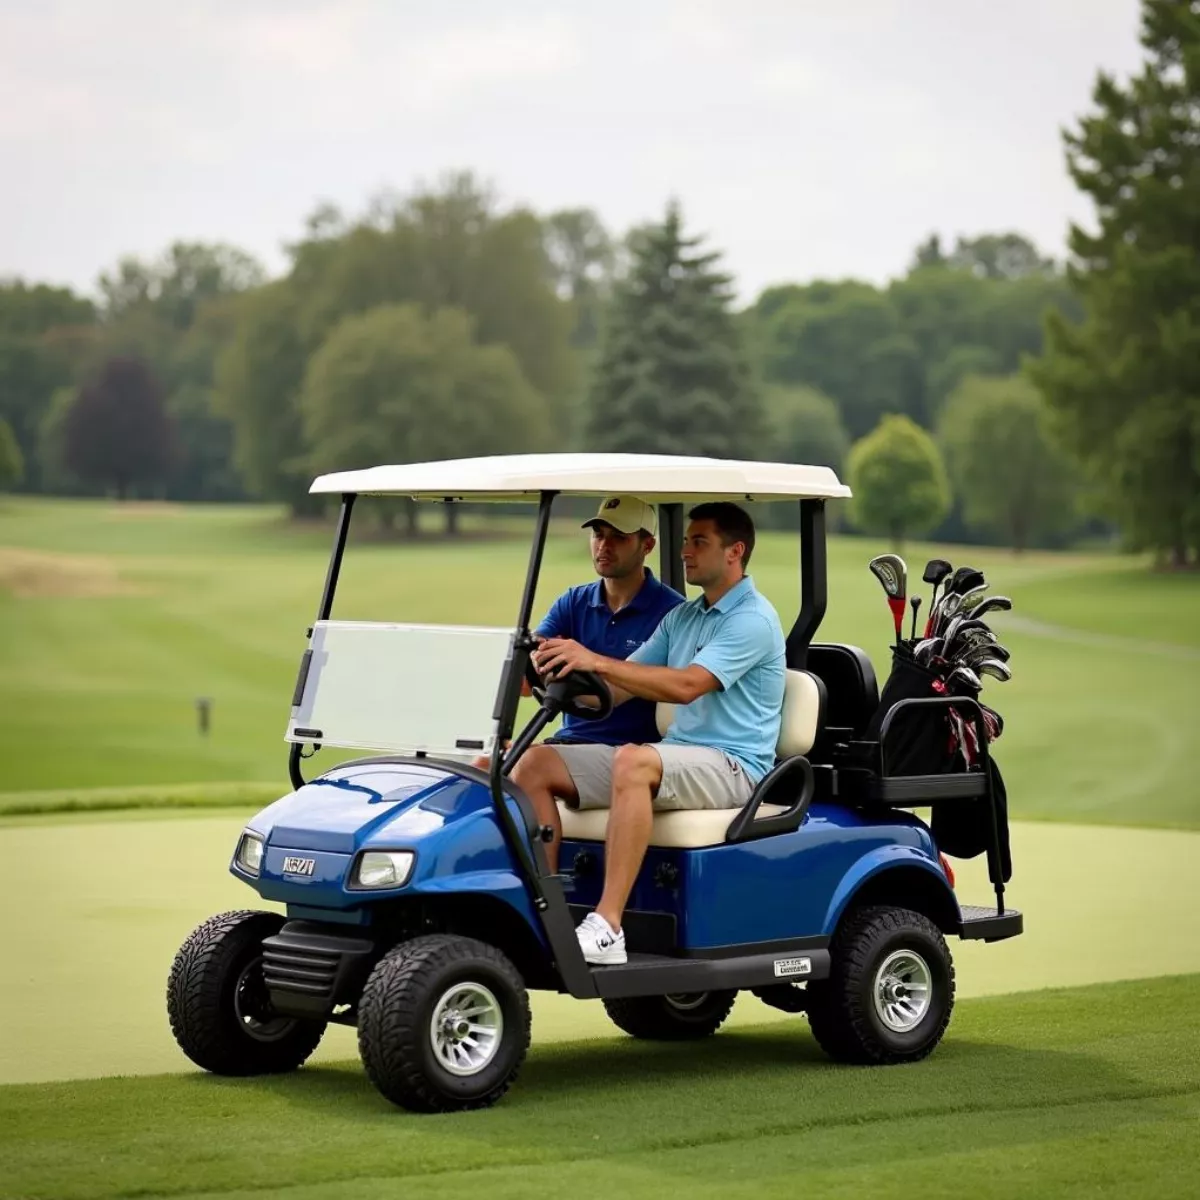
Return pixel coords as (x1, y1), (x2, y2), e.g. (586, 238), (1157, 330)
(682, 519), (740, 588)
(590, 522), (651, 579)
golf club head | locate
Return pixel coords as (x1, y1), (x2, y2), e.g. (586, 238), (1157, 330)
(947, 565), (985, 596)
(913, 637), (942, 665)
(960, 641), (1011, 671)
(976, 659), (1012, 683)
(922, 558), (953, 586)
(868, 554), (907, 598)
(965, 595), (1013, 620)
(947, 665), (982, 694)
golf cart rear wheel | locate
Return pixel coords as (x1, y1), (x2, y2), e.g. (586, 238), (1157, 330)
(806, 906), (954, 1065)
(167, 910), (326, 1076)
(603, 990), (737, 1040)
(357, 934), (530, 1113)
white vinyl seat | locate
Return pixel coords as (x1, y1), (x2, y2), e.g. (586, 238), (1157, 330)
(556, 669), (825, 849)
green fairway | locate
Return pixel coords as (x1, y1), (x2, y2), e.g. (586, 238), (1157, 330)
(1, 974), (1196, 1200)
(2, 496), (1198, 828)
(3, 807), (1198, 1086)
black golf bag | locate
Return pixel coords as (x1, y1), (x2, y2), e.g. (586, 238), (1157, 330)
(865, 648), (1012, 881)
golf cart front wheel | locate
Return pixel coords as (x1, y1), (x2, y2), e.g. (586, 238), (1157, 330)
(806, 906), (954, 1065)
(357, 934), (530, 1113)
(603, 990), (737, 1040)
(167, 910), (326, 1076)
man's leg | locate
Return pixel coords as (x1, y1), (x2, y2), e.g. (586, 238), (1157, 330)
(509, 745), (578, 873)
(595, 744), (663, 932)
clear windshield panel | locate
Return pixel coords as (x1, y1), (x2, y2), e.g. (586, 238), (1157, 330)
(287, 621), (515, 757)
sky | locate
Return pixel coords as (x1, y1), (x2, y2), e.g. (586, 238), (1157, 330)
(0, 0), (1146, 302)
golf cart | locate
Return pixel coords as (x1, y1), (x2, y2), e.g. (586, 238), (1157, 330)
(167, 453), (1021, 1113)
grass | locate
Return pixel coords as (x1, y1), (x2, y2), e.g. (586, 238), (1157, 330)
(2, 496), (1199, 828)
(4, 809), (1198, 1086)
(0, 973), (1196, 1200)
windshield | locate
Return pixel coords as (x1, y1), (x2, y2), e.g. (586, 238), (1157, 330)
(288, 620), (515, 758)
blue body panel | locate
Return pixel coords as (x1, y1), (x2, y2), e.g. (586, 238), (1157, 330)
(562, 804), (942, 949)
(232, 763), (951, 953)
(233, 762), (545, 946)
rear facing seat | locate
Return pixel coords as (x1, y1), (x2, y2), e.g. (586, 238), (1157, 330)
(556, 668), (826, 848)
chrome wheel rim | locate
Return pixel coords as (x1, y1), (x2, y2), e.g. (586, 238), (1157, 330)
(430, 982), (503, 1077)
(233, 957), (295, 1042)
(873, 949), (932, 1033)
(664, 992), (710, 1012)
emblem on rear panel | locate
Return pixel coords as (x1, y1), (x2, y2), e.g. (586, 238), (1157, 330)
(773, 956), (812, 978)
(282, 856), (316, 876)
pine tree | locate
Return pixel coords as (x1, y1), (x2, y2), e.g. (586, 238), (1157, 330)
(585, 202), (763, 458)
(1030, 0), (1200, 566)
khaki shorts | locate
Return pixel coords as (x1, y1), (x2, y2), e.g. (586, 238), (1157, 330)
(551, 743), (755, 812)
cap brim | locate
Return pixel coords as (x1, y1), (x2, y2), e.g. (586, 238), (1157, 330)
(581, 517), (640, 534)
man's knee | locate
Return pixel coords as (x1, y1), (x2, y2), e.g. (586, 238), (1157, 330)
(612, 744), (661, 792)
(511, 746), (576, 800)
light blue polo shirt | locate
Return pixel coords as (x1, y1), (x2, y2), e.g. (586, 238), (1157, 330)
(629, 576), (785, 783)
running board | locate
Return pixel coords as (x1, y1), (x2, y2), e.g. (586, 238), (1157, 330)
(590, 949), (831, 999)
(959, 904), (1023, 942)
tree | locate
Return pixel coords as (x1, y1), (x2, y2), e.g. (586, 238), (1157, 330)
(765, 384), (850, 473)
(0, 417), (23, 491)
(847, 415), (951, 549)
(299, 305), (549, 534)
(1030, 0), (1200, 566)
(948, 233), (1057, 280)
(586, 202), (763, 457)
(756, 282), (923, 436)
(98, 242), (265, 331)
(214, 281), (314, 513)
(63, 358), (174, 498)
(939, 375), (1077, 550)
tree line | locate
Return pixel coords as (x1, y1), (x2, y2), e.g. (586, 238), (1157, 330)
(1, 0), (1195, 563)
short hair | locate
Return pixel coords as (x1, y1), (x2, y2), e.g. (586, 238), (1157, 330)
(687, 502), (756, 568)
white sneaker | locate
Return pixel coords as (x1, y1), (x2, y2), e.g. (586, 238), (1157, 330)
(576, 912), (627, 965)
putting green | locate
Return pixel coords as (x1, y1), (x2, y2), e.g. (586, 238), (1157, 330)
(3, 809), (1197, 1086)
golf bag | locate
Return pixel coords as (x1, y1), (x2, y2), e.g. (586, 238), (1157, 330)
(865, 648), (1012, 881)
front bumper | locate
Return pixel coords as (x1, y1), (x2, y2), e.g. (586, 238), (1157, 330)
(261, 921), (376, 1020)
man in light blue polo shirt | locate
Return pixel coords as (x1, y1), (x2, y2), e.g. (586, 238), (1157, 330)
(531, 502), (785, 964)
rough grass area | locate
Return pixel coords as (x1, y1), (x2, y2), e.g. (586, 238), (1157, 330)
(1, 975), (1196, 1200)
(2, 496), (1198, 828)
(0, 781), (282, 817)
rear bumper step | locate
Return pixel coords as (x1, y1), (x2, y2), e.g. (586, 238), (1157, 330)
(959, 905), (1022, 942)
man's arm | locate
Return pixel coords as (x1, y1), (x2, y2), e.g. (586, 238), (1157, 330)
(532, 638), (720, 705)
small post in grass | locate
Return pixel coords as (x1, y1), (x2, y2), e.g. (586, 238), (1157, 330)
(195, 696), (212, 737)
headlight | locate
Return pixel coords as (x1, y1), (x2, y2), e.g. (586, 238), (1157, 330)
(354, 850), (415, 889)
(235, 831), (265, 876)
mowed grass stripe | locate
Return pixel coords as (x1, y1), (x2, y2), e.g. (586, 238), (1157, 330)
(1, 976), (1196, 1200)
(4, 497), (1200, 826)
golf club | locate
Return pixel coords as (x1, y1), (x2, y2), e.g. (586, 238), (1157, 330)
(947, 665), (982, 694)
(921, 559), (952, 636)
(961, 641), (1010, 669)
(935, 584), (988, 635)
(868, 554), (908, 647)
(909, 596), (922, 642)
(975, 659), (1012, 683)
(964, 595), (1013, 621)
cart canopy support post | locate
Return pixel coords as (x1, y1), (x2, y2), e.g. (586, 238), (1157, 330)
(786, 499), (827, 669)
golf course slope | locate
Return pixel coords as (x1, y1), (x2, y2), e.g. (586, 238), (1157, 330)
(1, 974), (1196, 1200)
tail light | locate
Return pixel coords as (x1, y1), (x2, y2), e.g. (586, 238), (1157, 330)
(939, 853), (956, 888)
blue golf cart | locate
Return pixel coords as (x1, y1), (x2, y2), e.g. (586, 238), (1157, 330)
(167, 453), (1020, 1112)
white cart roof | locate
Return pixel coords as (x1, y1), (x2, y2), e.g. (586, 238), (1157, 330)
(309, 453), (851, 502)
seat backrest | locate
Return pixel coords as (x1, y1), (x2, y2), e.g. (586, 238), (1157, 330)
(806, 643), (879, 736)
(655, 668), (825, 759)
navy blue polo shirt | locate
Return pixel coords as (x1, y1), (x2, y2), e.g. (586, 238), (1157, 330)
(535, 570), (684, 745)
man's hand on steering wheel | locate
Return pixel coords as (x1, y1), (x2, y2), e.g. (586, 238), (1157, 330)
(532, 637), (601, 679)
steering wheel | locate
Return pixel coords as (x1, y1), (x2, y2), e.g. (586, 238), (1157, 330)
(524, 658), (613, 722)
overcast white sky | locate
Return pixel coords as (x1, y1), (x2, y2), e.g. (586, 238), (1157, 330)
(0, 0), (1145, 302)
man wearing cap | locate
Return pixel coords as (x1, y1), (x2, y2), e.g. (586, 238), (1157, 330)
(526, 495), (684, 750)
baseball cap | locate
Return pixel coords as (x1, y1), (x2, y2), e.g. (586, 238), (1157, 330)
(581, 495), (657, 537)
